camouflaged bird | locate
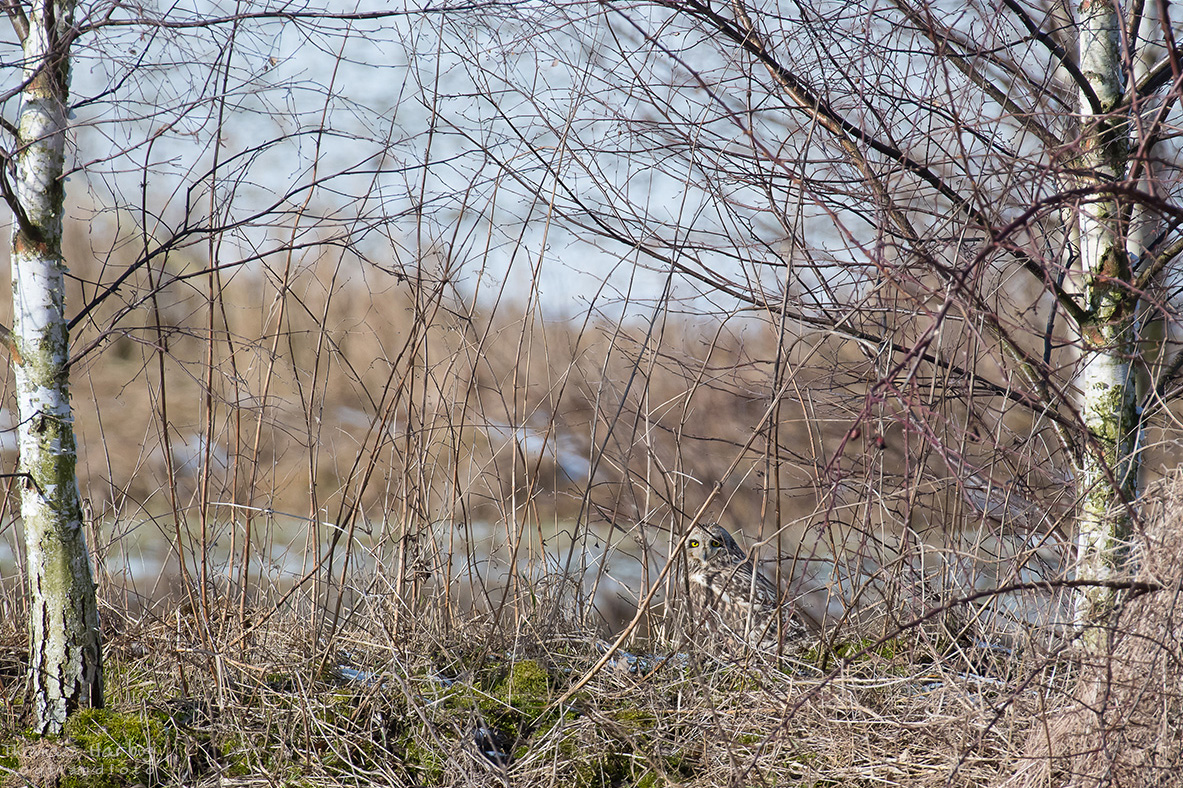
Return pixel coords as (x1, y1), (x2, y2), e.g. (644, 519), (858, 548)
(684, 522), (808, 652)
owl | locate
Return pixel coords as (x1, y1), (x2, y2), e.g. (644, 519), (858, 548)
(684, 523), (807, 652)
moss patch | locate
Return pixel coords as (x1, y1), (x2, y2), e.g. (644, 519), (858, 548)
(61, 708), (173, 787)
(492, 659), (552, 721)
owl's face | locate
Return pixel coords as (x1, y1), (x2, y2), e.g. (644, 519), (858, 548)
(682, 522), (809, 648)
(685, 523), (745, 568)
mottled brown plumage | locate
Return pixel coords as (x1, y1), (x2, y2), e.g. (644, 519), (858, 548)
(684, 523), (807, 652)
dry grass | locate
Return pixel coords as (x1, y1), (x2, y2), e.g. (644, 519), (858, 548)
(1006, 473), (1183, 788)
(1, 217), (1182, 787)
(0, 217), (1084, 637)
(0, 591), (1067, 788)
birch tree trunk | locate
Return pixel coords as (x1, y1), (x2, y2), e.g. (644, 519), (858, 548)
(1073, 0), (1141, 640)
(7, 0), (103, 733)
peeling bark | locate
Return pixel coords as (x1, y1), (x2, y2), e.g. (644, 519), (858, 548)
(1072, 0), (1140, 643)
(8, 0), (103, 734)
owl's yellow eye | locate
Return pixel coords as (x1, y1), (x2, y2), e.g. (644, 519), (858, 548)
(688, 539), (699, 548)
(709, 539), (721, 548)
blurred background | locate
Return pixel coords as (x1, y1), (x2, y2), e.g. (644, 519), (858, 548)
(0, 0), (1179, 655)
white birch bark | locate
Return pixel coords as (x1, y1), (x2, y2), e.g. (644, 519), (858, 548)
(1073, 0), (1140, 640)
(8, 0), (103, 733)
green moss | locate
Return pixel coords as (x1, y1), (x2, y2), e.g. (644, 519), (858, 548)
(441, 658), (558, 749)
(62, 708), (174, 787)
(402, 737), (446, 783)
(834, 637), (899, 660)
(807, 637), (909, 671)
(308, 693), (381, 775)
(627, 753), (697, 788)
(61, 774), (124, 788)
(265, 672), (296, 692)
(556, 730), (633, 788)
(544, 699), (694, 788)
(610, 706), (656, 730)
(492, 659), (551, 721)
(437, 680), (481, 716)
(216, 732), (261, 777)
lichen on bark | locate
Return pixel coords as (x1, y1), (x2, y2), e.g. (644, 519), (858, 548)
(8, 0), (103, 734)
